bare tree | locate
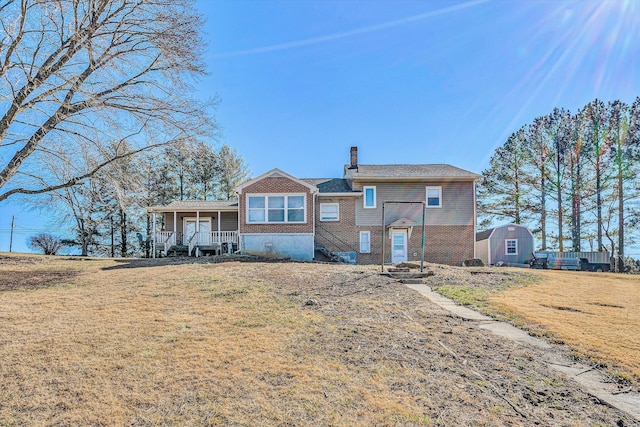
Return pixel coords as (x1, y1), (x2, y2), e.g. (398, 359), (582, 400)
(0, 0), (212, 202)
(28, 233), (63, 255)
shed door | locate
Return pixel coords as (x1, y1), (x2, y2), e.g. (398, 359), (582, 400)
(391, 230), (408, 264)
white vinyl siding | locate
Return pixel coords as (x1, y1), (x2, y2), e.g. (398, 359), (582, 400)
(425, 186), (442, 208)
(505, 239), (518, 255)
(359, 231), (371, 253)
(363, 186), (376, 209)
(247, 195), (306, 223)
(319, 203), (339, 221)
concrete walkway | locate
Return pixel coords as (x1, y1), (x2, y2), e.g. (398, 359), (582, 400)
(406, 283), (640, 421)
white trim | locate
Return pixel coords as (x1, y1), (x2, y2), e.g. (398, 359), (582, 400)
(317, 192), (361, 197)
(473, 181), (477, 259)
(363, 186), (376, 209)
(319, 203), (340, 221)
(425, 186), (442, 208)
(240, 232), (315, 237)
(246, 193), (307, 224)
(505, 239), (518, 255)
(359, 231), (371, 254)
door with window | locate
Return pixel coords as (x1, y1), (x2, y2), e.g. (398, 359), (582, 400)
(391, 230), (408, 264)
(184, 219), (211, 245)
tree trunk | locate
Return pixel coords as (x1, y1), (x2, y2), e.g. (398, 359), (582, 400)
(596, 161), (603, 251)
(120, 209), (128, 257)
(556, 142), (564, 252)
(570, 157), (581, 251)
(618, 162), (624, 271)
(541, 174), (547, 250)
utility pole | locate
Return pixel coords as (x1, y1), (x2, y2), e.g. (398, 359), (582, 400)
(9, 215), (15, 252)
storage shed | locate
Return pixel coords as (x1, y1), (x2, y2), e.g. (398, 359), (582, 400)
(475, 224), (534, 266)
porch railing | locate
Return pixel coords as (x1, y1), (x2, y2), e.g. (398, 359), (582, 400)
(187, 232), (198, 257)
(156, 231), (238, 255)
(155, 231), (177, 251)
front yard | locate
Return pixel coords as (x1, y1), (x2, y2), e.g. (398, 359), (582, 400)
(0, 254), (636, 426)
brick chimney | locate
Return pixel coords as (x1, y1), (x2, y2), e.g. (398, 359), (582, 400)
(349, 146), (358, 169)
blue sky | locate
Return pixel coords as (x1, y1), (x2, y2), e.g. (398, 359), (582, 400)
(1, 0), (639, 252)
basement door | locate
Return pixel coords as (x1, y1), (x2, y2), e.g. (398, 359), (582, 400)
(391, 230), (408, 264)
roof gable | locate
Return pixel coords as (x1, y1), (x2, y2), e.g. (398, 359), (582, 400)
(235, 168), (317, 193)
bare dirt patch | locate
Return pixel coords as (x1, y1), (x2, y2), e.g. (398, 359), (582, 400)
(0, 269), (78, 291)
(0, 255), (637, 426)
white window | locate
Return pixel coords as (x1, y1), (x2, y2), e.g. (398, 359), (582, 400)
(360, 231), (371, 253)
(363, 186), (376, 209)
(320, 203), (339, 221)
(247, 195), (306, 223)
(505, 239), (518, 255)
(426, 186), (442, 208)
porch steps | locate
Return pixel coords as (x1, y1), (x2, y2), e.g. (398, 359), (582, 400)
(382, 270), (434, 284)
(166, 245), (188, 257)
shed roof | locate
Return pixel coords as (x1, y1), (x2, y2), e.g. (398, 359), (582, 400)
(475, 228), (494, 241)
(476, 223), (533, 241)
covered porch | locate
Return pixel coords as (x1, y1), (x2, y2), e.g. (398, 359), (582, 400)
(147, 200), (239, 257)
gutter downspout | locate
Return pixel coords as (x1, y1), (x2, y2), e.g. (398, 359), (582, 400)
(473, 180), (477, 260)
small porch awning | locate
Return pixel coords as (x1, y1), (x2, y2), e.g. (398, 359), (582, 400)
(386, 217), (420, 240)
(386, 217), (419, 228)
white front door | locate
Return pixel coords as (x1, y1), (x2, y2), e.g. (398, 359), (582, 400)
(391, 230), (408, 264)
(184, 219), (211, 244)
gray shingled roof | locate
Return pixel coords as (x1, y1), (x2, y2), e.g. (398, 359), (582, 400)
(303, 178), (357, 193)
(149, 200), (238, 211)
(345, 164), (481, 180)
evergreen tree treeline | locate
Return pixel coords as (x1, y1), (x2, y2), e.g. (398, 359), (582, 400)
(479, 98), (640, 260)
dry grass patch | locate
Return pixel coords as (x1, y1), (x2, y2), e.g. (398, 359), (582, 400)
(0, 254), (636, 426)
(489, 270), (640, 381)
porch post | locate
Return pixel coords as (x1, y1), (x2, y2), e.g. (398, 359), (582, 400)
(218, 210), (221, 236)
(173, 211), (177, 246)
(152, 212), (157, 259)
(196, 210), (200, 257)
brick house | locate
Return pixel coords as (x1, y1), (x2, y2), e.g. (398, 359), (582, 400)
(148, 147), (481, 265)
